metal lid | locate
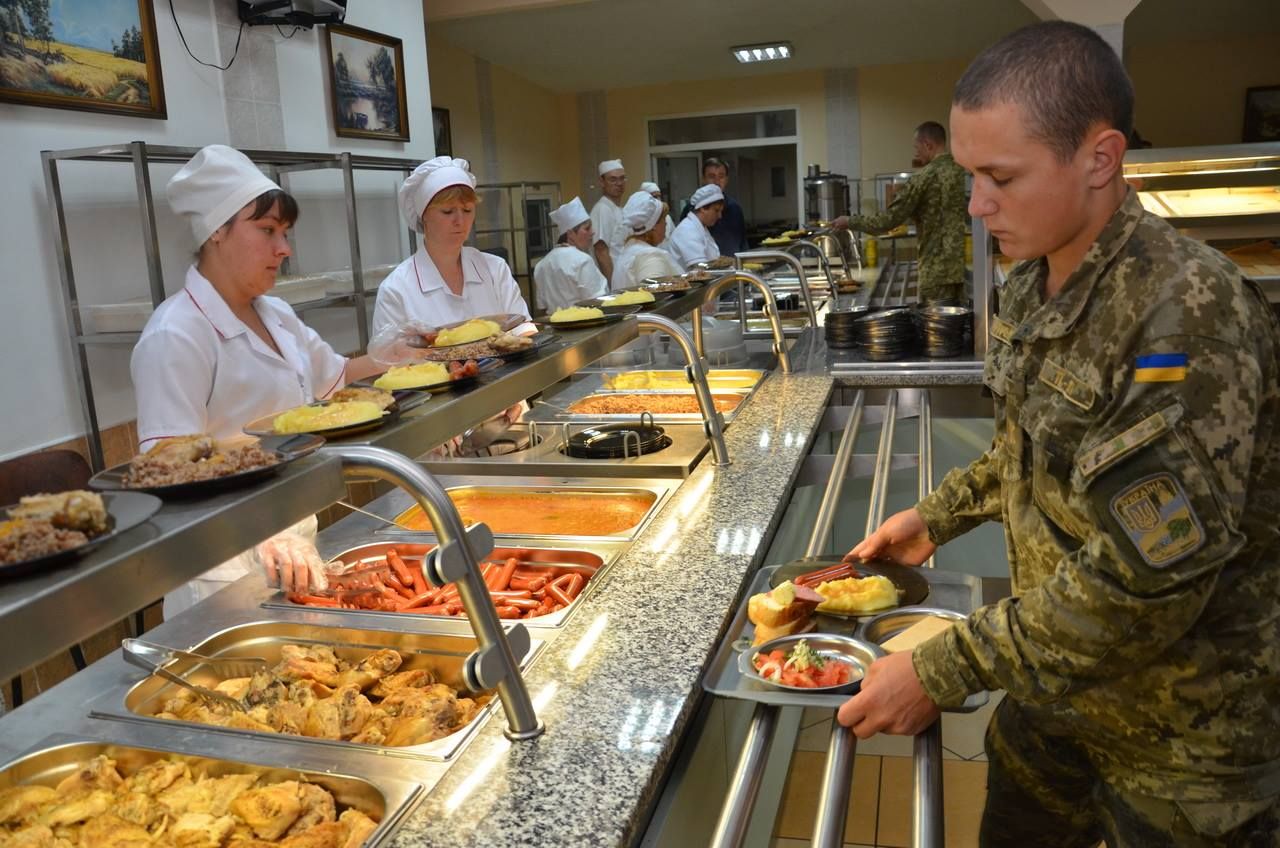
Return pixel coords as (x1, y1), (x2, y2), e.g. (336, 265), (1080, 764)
(563, 415), (672, 459)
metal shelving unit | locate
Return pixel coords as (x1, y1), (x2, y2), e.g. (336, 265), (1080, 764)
(471, 181), (562, 314)
(42, 141), (427, 469)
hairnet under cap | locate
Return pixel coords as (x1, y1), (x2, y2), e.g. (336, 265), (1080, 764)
(550, 197), (590, 236)
(691, 184), (725, 210)
(598, 159), (624, 176)
(166, 145), (281, 247)
(398, 156), (477, 233)
(621, 191), (664, 234)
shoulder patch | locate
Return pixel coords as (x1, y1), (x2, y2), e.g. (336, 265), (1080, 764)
(1110, 473), (1204, 567)
(1038, 358), (1096, 411)
(991, 316), (1016, 345)
(1077, 404), (1179, 482)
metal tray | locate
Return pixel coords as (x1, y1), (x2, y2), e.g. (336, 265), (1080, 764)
(88, 620), (543, 762)
(702, 564), (988, 711)
(0, 735), (417, 847)
(263, 540), (621, 629)
(598, 368), (766, 392)
(529, 377), (756, 424)
(373, 480), (671, 542)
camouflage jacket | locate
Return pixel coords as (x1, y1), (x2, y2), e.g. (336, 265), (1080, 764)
(913, 190), (1280, 801)
(849, 152), (967, 292)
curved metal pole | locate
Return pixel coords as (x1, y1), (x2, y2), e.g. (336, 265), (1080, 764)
(734, 250), (818, 327)
(634, 313), (731, 466)
(786, 239), (838, 304)
(805, 391), (866, 557)
(708, 702), (779, 848)
(912, 389), (944, 848)
(321, 445), (543, 741)
(685, 271), (792, 374)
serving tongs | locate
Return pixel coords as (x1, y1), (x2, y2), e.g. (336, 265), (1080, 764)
(122, 638), (267, 713)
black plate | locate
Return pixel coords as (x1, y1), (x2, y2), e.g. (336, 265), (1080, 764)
(576, 293), (659, 314)
(367, 357), (502, 393)
(88, 434), (324, 498)
(495, 329), (560, 362)
(769, 555), (929, 616)
(243, 399), (398, 439)
(541, 309), (638, 330)
(0, 491), (161, 578)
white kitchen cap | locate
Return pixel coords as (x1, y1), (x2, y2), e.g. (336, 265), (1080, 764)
(550, 197), (590, 236)
(598, 159), (624, 176)
(691, 183), (725, 210)
(166, 145), (281, 247)
(640, 181), (660, 195)
(622, 191), (664, 234)
(398, 156), (477, 233)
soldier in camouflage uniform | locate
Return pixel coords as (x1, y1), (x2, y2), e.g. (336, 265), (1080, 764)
(837, 22), (1280, 847)
(834, 120), (968, 303)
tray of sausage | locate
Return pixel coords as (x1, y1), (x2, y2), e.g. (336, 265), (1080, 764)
(269, 542), (611, 628)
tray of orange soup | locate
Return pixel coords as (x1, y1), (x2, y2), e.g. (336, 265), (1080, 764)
(386, 486), (662, 539)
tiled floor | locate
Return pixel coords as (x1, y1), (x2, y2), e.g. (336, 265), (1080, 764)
(774, 694), (1002, 848)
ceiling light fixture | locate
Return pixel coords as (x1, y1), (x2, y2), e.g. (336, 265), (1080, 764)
(731, 41), (793, 64)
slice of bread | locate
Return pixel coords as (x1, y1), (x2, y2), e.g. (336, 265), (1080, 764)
(747, 580), (822, 628)
(751, 616), (816, 646)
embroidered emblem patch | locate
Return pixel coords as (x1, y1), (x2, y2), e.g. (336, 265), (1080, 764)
(1077, 405), (1177, 481)
(1110, 473), (1203, 567)
(1134, 352), (1188, 383)
(1038, 358), (1096, 410)
(991, 316), (1017, 345)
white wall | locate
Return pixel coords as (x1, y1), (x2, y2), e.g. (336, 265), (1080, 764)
(0, 0), (433, 460)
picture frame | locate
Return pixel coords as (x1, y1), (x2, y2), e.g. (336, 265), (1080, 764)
(432, 106), (452, 157)
(1242, 85), (1280, 143)
(324, 22), (409, 142)
(0, 0), (166, 119)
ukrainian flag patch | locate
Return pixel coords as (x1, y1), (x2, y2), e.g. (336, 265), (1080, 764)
(1134, 353), (1187, 383)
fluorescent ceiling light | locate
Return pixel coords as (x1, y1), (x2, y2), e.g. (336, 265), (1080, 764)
(731, 41), (794, 64)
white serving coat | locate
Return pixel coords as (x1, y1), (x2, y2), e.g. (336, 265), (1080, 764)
(611, 238), (682, 291)
(373, 245), (533, 335)
(533, 244), (609, 311)
(670, 212), (721, 269)
(590, 196), (625, 262)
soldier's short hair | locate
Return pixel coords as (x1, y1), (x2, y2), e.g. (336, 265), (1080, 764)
(702, 157), (729, 175)
(953, 21), (1133, 162)
(915, 121), (946, 146)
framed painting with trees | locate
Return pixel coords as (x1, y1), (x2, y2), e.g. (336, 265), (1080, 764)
(324, 22), (409, 142)
(0, 0), (166, 118)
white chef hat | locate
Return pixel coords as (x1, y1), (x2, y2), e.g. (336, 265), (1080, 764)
(621, 191), (664, 234)
(691, 184), (725, 210)
(640, 181), (660, 195)
(398, 156), (477, 233)
(550, 197), (590, 236)
(167, 145), (281, 247)
(598, 159), (625, 176)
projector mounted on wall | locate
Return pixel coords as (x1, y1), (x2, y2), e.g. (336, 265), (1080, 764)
(237, 0), (348, 29)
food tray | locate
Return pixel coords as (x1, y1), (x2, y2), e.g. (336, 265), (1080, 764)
(0, 735), (417, 848)
(599, 368), (766, 391)
(263, 540), (621, 628)
(702, 564), (988, 711)
(87, 620), (543, 762)
(529, 376), (757, 425)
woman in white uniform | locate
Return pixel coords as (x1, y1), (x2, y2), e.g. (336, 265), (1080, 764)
(373, 156), (534, 336)
(533, 197), (608, 312)
(610, 191), (682, 291)
(639, 181), (676, 257)
(132, 145), (414, 618)
(670, 184), (725, 269)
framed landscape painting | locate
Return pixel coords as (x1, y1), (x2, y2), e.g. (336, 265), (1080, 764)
(325, 22), (409, 142)
(0, 0), (166, 118)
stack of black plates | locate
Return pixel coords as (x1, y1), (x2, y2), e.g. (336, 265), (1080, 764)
(853, 307), (917, 360)
(824, 306), (870, 349)
(917, 305), (973, 358)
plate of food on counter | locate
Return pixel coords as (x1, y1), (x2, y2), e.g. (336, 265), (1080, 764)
(244, 384), (422, 439)
(89, 433), (323, 497)
(574, 288), (657, 313)
(368, 357), (500, 393)
(0, 488), (160, 576)
(542, 304), (638, 329)
(404, 314), (550, 362)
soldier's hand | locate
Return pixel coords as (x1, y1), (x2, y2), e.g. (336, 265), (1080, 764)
(837, 651), (940, 738)
(831, 215), (851, 231)
(844, 507), (936, 565)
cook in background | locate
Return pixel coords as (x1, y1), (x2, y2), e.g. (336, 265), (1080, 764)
(670, 183), (725, 269)
(679, 157), (747, 256)
(838, 22), (1280, 845)
(589, 158), (627, 280)
(533, 197), (609, 312)
(610, 190), (682, 291)
(637, 181), (676, 257)
(832, 121), (967, 304)
(131, 145), (418, 618)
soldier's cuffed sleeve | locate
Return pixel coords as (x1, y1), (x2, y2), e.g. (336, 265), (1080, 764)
(915, 334), (1259, 708)
(848, 171), (925, 234)
(916, 443), (1002, 546)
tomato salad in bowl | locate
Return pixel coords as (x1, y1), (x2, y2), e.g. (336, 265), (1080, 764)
(739, 632), (881, 695)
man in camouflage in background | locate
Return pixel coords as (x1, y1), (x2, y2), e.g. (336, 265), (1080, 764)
(836, 21), (1280, 847)
(833, 120), (968, 303)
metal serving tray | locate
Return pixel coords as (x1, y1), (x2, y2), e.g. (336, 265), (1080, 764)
(263, 540), (624, 629)
(703, 564), (987, 711)
(88, 620), (544, 762)
(0, 735), (421, 847)
(529, 377), (757, 425)
(371, 478), (673, 542)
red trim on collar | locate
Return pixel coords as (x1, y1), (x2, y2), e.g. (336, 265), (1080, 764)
(320, 365), (346, 399)
(413, 251), (428, 294)
(185, 288), (227, 341)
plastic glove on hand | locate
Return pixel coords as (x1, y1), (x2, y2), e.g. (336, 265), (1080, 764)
(367, 321), (436, 366)
(255, 531), (329, 594)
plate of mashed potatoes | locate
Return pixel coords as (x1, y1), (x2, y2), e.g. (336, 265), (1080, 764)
(545, 305), (635, 329)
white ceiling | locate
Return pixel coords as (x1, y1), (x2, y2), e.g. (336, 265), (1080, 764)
(427, 0), (1280, 94)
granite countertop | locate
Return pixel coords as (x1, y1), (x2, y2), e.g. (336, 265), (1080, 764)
(387, 363), (836, 847)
